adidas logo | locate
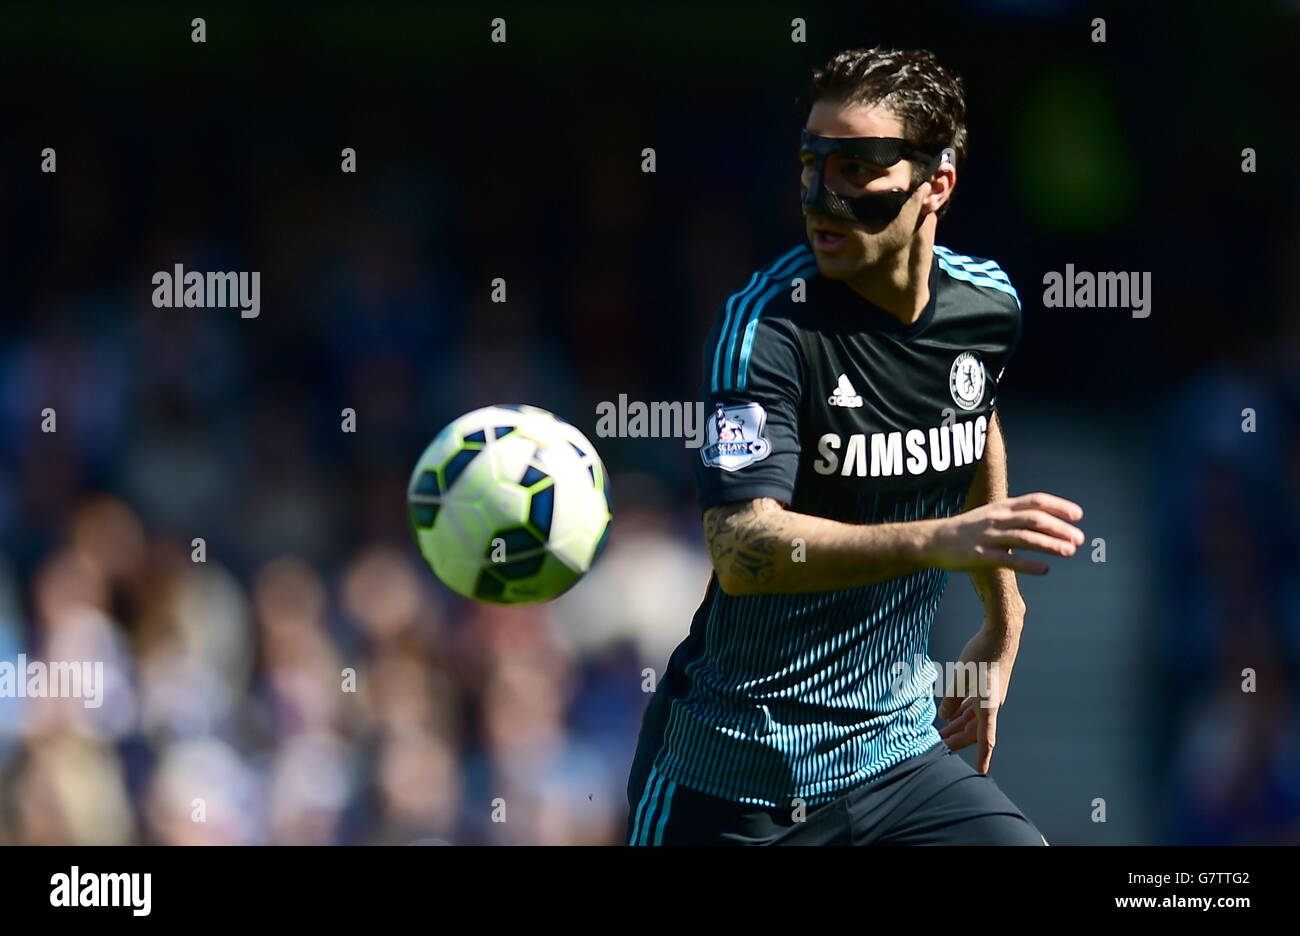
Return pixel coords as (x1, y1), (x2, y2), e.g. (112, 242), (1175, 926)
(828, 373), (863, 408)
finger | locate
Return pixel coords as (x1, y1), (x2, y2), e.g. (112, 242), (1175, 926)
(992, 530), (1078, 558)
(937, 702), (976, 738)
(939, 692), (974, 719)
(971, 545), (1050, 575)
(975, 710), (996, 774)
(1003, 510), (1085, 546)
(937, 690), (971, 719)
(937, 711), (969, 739)
(941, 691), (972, 722)
(1010, 493), (1083, 522)
(943, 721), (977, 751)
(938, 715), (971, 740)
(940, 718), (976, 747)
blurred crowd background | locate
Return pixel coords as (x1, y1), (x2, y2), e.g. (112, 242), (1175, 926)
(0, 1), (1297, 845)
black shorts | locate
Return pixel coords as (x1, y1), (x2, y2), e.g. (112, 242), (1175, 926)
(627, 741), (1047, 846)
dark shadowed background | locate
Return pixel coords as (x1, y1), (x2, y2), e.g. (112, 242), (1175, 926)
(0, 0), (1297, 844)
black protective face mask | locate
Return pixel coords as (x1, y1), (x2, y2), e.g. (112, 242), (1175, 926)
(799, 130), (954, 227)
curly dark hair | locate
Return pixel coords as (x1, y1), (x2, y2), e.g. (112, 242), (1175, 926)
(801, 47), (968, 218)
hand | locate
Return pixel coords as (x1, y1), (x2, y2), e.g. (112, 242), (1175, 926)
(928, 493), (1083, 575)
(937, 628), (1014, 773)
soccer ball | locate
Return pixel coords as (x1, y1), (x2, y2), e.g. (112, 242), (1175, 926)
(407, 404), (612, 604)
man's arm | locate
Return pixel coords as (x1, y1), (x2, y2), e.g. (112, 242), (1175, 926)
(962, 411), (1028, 626)
(703, 476), (1084, 596)
(704, 497), (935, 594)
(938, 412), (1076, 772)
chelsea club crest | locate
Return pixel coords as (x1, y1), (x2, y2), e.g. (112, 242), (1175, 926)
(948, 352), (986, 411)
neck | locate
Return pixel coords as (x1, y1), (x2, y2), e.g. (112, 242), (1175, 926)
(844, 236), (934, 326)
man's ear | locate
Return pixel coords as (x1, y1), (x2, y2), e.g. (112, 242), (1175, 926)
(927, 166), (956, 215)
(917, 179), (946, 219)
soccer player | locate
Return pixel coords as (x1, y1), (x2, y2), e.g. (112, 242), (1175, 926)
(627, 47), (1084, 846)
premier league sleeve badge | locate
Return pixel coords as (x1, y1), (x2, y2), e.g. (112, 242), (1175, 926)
(700, 402), (773, 471)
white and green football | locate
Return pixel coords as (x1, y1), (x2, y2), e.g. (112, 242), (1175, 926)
(407, 404), (612, 604)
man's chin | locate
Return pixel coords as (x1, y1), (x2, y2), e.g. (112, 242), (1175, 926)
(810, 250), (862, 279)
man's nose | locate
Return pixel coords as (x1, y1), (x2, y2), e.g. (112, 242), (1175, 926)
(801, 175), (824, 209)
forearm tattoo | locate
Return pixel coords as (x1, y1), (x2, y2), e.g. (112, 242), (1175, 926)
(704, 498), (787, 587)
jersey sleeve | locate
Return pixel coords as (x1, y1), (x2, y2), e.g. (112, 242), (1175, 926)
(987, 291), (1022, 411)
(694, 309), (803, 510)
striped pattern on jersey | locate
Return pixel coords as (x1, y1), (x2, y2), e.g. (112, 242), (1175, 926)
(711, 244), (819, 393)
(653, 484), (970, 808)
(628, 765), (677, 845)
(934, 245), (1021, 309)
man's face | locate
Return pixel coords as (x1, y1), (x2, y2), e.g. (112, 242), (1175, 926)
(801, 100), (929, 277)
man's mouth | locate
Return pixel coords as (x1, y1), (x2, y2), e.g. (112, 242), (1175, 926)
(810, 223), (849, 251)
